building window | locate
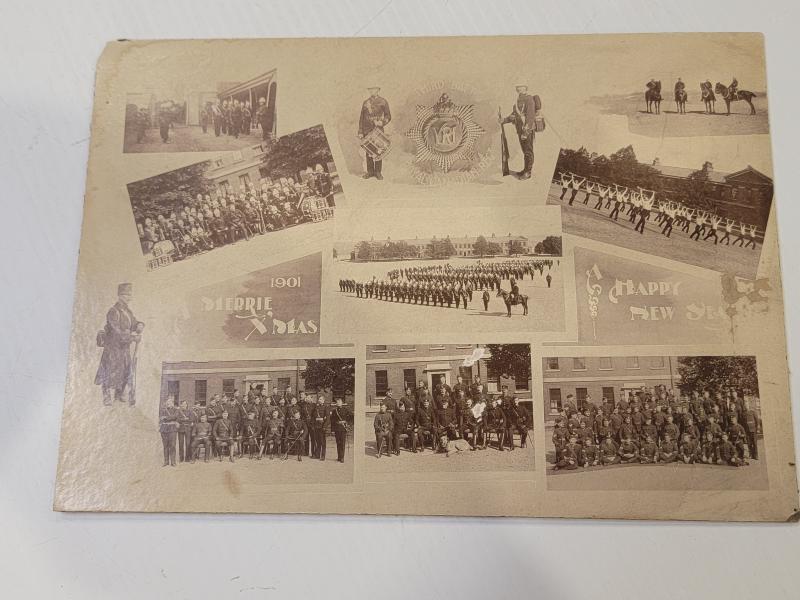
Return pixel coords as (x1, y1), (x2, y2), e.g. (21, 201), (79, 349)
(516, 375), (530, 391)
(626, 356), (640, 369)
(429, 345), (445, 351)
(650, 356), (665, 369)
(222, 378), (235, 396)
(403, 369), (416, 393)
(371, 345), (388, 352)
(218, 180), (231, 196)
(576, 387), (588, 410)
(231, 150), (243, 162)
(400, 346), (416, 352)
(458, 366), (473, 382)
(167, 380), (180, 402)
(599, 357), (613, 370)
(194, 380), (207, 407)
(602, 386), (615, 403)
(239, 173), (251, 187)
(546, 357), (560, 371)
(259, 167), (270, 179)
(573, 357), (586, 371)
(375, 370), (388, 397)
(214, 159), (224, 168)
(486, 364), (500, 393)
(549, 388), (562, 411)
(277, 377), (290, 392)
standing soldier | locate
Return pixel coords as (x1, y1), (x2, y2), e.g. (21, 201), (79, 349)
(158, 104), (172, 144)
(256, 96), (274, 142)
(373, 402), (394, 458)
(159, 396), (180, 467)
(176, 399), (197, 463)
(358, 86), (392, 180)
(500, 84), (542, 180)
(95, 283), (144, 406)
(199, 102), (209, 134)
(310, 394), (330, 460)
(331, 397), (351, 463)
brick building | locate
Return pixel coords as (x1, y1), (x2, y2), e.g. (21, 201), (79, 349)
(348, 233), (531, 261)
(541, 355), (677, 423)
(366, 344), (532, 413)
(159, 358), (353, 409)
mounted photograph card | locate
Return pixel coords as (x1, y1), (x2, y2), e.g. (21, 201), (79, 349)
(54, 34), (798, 521)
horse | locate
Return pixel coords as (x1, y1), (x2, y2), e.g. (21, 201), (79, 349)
(675, 88), (688, 114)
(496, 288), (528, 317)
(700, 82), (716, 114)
(714, 82), (757, 115)
(645, 80), (662, 114)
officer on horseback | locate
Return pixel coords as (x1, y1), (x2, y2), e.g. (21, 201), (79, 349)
(509, 277), (519, 304)
(728, 76), (739, 98)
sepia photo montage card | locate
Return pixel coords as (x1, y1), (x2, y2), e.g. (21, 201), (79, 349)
(53, 34), (798, 521)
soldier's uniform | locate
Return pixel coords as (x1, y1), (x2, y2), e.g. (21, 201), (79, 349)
(95, 283), (143, 406)
(190, 418), (213, 462)
(555, 439), (579, 470)
(599, 438), (620, 465)
(212, 416), (235, 462)
(159, 405), (180, 467)
(242, 415), (261, 458)
(618, 439), (639, 463)
(501, 87), (541, 179)
(679, 437), (701, 464)
(176, 406), (197, 462)
(581, 441), (600, 467)
(416, 403), (437, 451)
(262, 414), (284, 458)
(285, 416), (308, 461)
(358, 89), (392, 179)
(742, 407), (761, 459)
(373, 411), (394, 457)
(392, 408), (418, 453)
(330, 403), (351, 462)
(310, 402), (330, 460)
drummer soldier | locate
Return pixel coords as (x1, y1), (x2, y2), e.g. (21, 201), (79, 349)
(358, 86), (391, 180)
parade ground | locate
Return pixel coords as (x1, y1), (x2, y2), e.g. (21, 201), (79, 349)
(590, 92), (769, 138)
(363, 415), (535, 475)
(547, 182), (761, 278)
(328, 256), (565, 337)
(123, 124), (268, 153)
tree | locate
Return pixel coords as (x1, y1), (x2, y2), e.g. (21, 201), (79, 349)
(126, 161), (215, 222)
(427, 238), (456, 259)
(676, 356), (759, 395)
(260, 124), (334, 181)
(682, 161), (717, 212)
(302, 359), (355, 396)
(534, 235), (562, 256)
(485, 344), (531, 389)
(355, 241), (373, 261)
(473, 235), (490, 257)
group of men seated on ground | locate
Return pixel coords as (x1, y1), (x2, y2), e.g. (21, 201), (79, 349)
(372, 377), (531, 458)
(556, 171), (761, 248)
(137, 168), (335, 261)
(339, 259), (555, 310)
(157, 385), (353, 466)
(551, 384), (762, 471)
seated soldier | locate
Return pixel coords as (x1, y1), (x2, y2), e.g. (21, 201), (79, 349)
(284, 409), (308, 462)
(581, 437), (600, 468)
(552, 419), (570, 464)
(678, 433), (701, 464)
(618, 436), (639, 463)
(700, 431), (717, 464)
(242, 411), (260, 459)
(716, 432), (744, 467)
(415, 398), (437, 452)
(392, 403), (418, 454)
(640, 417), (658, 447)
(373, 403), (394, 458)
(619, 415), (635, 444)
(190, 413), (213, 463)
(261, 409), (284, 459)
(639, 435), (659, 464)
(460, 398), (480, 450)
(554, 435), (579, 470)
(659, 434), (678, 463)
(599, 435), (620, 466)
(484, 398), (507, 451)
(212, 410), (235, 463)
(435, 398), (460, 455)
(662, 415), (680, 445)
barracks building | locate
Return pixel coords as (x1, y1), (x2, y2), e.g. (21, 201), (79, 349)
(366, 344), (532, 413)
(541, 355), (677, 424)
(160, 358), (353, 409)
(652, 162), (774, 236)
(351, 233), (531, 261)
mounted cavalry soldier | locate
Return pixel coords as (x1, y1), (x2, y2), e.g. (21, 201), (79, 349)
(500, 84), (542, 180)
(95, 283), (144, 406)
(358, 86), (392, 180)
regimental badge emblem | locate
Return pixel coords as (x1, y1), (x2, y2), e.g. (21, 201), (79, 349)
(405, 93), (486, 172)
